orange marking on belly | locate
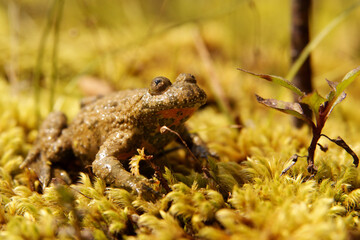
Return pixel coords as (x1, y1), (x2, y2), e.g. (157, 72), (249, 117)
(157, 108), (196, 126)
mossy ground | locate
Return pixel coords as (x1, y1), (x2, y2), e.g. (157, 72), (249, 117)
(1, 1), (360, 239)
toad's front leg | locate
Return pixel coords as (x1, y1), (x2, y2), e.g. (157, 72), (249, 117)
(92, 131), (156, 197)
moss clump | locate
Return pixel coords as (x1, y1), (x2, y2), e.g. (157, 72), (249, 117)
(2, 76), (360, 239)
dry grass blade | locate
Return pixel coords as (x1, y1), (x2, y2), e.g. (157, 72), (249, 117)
(194, 29), (237, 125)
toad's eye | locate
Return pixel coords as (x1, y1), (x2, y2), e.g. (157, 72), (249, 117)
(149, 76), (172, 95)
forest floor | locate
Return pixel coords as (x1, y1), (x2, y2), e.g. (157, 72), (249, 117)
(1, 1), (360, 239)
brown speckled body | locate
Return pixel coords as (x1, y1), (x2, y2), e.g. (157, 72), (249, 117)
(22, 73), (207, 192)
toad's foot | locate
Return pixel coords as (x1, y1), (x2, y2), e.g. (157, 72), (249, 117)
(21, 148), (51, 188)
(21, 112), (71, 187)
(92, 156), (160, 199)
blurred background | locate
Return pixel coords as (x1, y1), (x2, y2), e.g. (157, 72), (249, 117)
(0, 0), (360, 124)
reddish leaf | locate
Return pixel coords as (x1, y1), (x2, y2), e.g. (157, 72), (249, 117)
(256, 95), (313, 126)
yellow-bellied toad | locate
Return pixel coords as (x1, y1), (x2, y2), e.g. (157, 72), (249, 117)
(22, 73), (207, 193)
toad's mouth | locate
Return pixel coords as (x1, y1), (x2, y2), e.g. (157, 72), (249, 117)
(156, 107), (197, 127)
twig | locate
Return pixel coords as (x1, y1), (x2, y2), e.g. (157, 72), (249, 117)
(321, 134), (359, 167)
(160, 126), (198, 162)
(290, 0), (313, 127)
(317, 143), (328, 152)
(280, 154), (307, 176)
(160, 126), (227, 194)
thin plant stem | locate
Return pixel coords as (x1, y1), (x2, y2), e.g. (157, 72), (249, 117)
(8, 1), (19, 86)
(33, 1), (57, 125)
(49, 0), (65, 112)
(306, 126), (322, 174)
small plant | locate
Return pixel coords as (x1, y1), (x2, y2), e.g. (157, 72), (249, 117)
(239, 67), (360, 175)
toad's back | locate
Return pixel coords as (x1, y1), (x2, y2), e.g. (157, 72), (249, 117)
(67, 89), (147, 161)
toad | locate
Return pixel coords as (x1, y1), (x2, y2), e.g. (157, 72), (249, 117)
(21, 73), (207, 193)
